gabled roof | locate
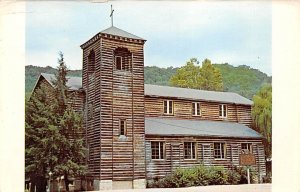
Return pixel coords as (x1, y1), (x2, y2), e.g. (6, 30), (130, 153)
(145, 84), (253, 105)
(38, 73), (252, 105)
(145, 117), (262, 138)
(40, 73), (82, 90)
(100, 26), (145, 40)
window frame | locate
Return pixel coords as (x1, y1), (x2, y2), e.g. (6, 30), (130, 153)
(115, 56), (123, 70)
(192, 102), (201, 116)
(214, 142), (226, 159)
(119, 119), (126, 136)
(184, 142), (197, 160)
(151, 141), (165, 160)
(219, 104), (227, 118)
(163, 100), (174, 115)
(241, 143), (253, 154)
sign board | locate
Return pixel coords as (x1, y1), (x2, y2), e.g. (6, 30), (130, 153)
(239, 154), (256, 166)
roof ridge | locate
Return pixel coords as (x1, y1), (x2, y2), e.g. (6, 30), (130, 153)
(145, 83), (239, 95)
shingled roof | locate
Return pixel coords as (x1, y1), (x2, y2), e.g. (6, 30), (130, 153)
(145, 117), (262, 138)
(39, 73), (252, 105)
(100, 26), (145, 40)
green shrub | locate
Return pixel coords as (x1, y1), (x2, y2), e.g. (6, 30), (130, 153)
(227, 169), (241, 185)
(147, 165), (259, 188)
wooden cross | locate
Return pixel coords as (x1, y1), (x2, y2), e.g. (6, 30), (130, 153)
(110, 5), (114, 26)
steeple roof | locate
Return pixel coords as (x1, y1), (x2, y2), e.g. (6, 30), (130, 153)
(80, 26), (145, 49)
(100, 26), (144, 40)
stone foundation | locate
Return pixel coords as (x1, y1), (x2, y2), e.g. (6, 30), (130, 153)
(93, 179), (146, 190)
(112, 181), (133, 190)
(100, 180), (112, 190)
(133, 179), (146, 189)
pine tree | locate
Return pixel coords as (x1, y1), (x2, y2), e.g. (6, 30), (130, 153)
(25, 84), (61, 192)
(25, 52), (86, 192)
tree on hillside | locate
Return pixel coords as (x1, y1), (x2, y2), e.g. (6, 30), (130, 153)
(169, 58), (223, 91)
(199, 59), (223, 91)
(25, 52), (86, 192)
(252, 83), (272, 158)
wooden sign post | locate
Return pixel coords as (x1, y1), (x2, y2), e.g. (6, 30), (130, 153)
(240, 154), (256, 184)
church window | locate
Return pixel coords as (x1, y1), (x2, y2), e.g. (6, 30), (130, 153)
(184, 142), (196, 159)
(163, 100), (173, 115)
(114, 47), (132, 71)
(219, 104), (227, 118)
(241, 143), (252, 154)
(119, 119), (126, 136)
(151, 141), (164, 160)
(214, 142), (226, 159)
(192, 102), (201, 116)
(88, 50), (95, 74)
(115, 56), (123, 70)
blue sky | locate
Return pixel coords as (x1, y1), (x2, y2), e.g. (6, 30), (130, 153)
(26, 1), (272, 75)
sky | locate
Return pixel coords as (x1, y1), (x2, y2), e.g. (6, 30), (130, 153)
(25, 1), (272, 75)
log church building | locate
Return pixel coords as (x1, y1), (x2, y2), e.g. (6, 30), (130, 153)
(33, 24), (266, 190)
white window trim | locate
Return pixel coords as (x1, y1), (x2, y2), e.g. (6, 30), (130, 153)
(219, 104), (227, 118)
(115, 56), (122, 70)
(184, 142), (197, 160)
(164, 100), (173, 115)
(214, 142), (226, 159)
(192, 102), (201, 116)
(241, 143), (252, 154)
(151, 141), (165, 160)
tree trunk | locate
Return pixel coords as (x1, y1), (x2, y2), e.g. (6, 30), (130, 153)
(64, 174), (69, 192)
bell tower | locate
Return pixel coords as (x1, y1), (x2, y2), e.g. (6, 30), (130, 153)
(80, 26), (146, 190)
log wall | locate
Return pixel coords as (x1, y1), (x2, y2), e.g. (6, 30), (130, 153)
(82, 34), (146, 182)
(145, 136), (266, 179)
(145, 96), (252, 127)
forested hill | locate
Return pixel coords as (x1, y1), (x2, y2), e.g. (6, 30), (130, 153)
(26, 64), (271, 99)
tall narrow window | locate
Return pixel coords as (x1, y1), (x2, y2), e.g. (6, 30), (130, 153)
(219, 104), (227, 118)
(151, 141), (164, 160)
(184, 142), (196, 159)
(88, 50), (95, 73)
(119, 120), (126, 136)
(115, 56), (122, 70)
(192, 102), (201, 116)
(241, 143), (252, 154)
(163, 100), (173, 115)
(214, 143), (226, 159)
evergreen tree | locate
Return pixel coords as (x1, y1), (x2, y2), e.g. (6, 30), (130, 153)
(25, 84), (60, 192)
(252, 83), (272, 158)
(25, 52), (86, 192)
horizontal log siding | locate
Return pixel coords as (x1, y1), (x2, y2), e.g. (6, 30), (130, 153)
(82, 38), (101, 177)
(145, 96), (252, 126)
(145, 136), (266, 179)
(82, 36), (146, 181)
